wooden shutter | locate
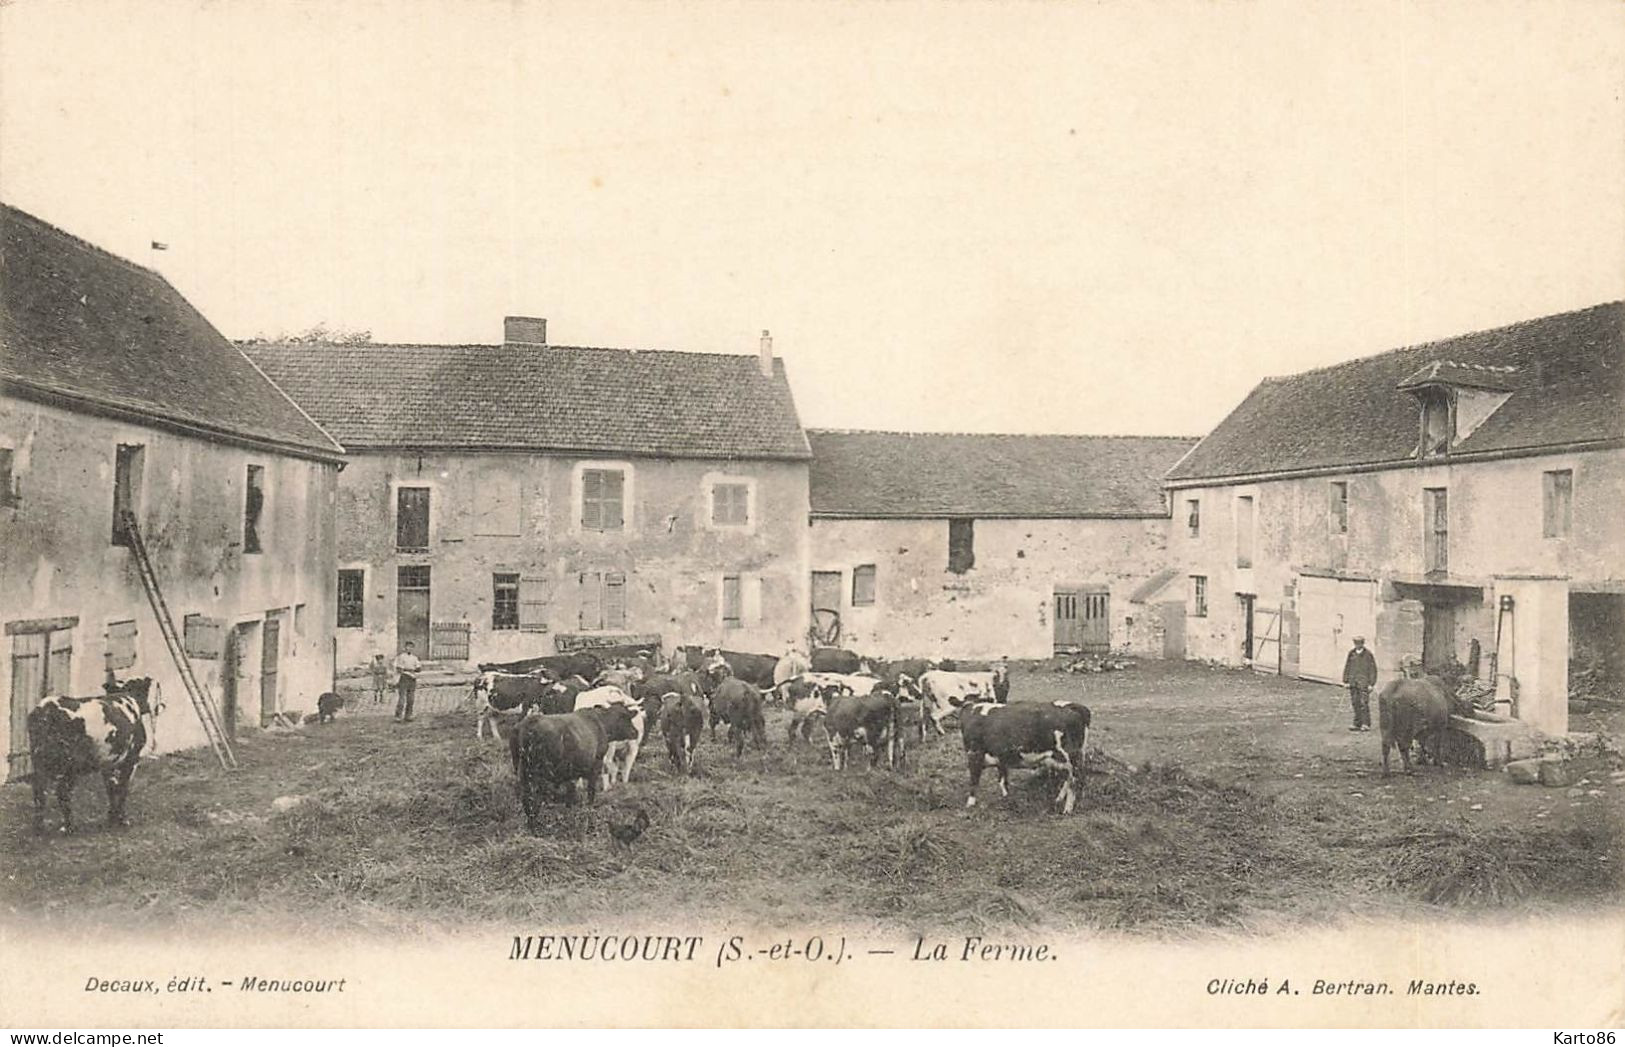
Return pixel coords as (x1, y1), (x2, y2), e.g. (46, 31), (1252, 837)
(184, 614), (225, 659)
(579, 571), (602, 630)
(105, 620), (138, 671)
(604, 572), (627, 629)
(519, 577), (548, 632)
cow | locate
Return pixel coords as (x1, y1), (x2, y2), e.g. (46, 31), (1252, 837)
(573, 685), (647, 788)
(658, 692), (706, 775)
(874, 658), (935, 698)
(786, 691), (829, 745)
(772, 646), (811, 691)
(710, 677), (767, 758)
(632, 671), (704, 704)
(895, 697), (926, 752)
(710, 650), (780, 690)
(594, 666), (644, 692)
(810, 647), (866, 675)
(471, 672), (589, 740)
(961, 699), (1091, 814)
(824, 690), (902, 771)
(27, 677), (162, 834)
(918, 666), (1011, 734)
(508, 704), (640, 828)
(1377, 676), (1453, 776)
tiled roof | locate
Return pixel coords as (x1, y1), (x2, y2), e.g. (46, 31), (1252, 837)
(243, 342), (811, 460)
(1167, 302), (1624, 485)
(807, 430), (1198, 518)
(0, 204), (343, 460)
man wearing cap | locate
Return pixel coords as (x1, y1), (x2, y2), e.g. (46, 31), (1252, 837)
(393, 641), (423, 723)
(1342, 636), (1378, 732)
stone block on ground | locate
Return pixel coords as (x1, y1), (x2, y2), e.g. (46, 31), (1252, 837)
(1505, 758), (1543, 785)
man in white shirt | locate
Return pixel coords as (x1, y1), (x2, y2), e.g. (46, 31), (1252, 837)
(393, 642), (423, 722)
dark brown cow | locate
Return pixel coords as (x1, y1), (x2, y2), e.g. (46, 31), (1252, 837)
(28, 677), (161, 833)
(478, 652), (602, 681)
(710, 677), (767, 758)
(825, 690), (901, 771)
(508, 704), (640, 828)
(960, 699), (1091, 814)
(810, 647), (865, 675)
(1378, 677), (1452, 775)
(658, 692), (706, 775)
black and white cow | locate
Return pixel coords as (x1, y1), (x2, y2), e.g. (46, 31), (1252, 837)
(960, 699), (1091, 814)
(824, 690), (901, 771)
(27, 677), (162, 833)
(471, 672), (590, 740)
(508, 704), (640, 826)
(658, 691), (706, 776)
(918, 666), (1010, 735)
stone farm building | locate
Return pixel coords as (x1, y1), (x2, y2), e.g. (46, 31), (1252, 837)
(1163, 301), (1624, 735)
(0, 204), (344, 776)
(245, 322), (812, 668)
(806, 430), (1198, 661)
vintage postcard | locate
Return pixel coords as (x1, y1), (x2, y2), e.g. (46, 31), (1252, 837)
(0, 0), (1620, 1031)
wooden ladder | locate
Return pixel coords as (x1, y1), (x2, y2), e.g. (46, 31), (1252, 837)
(120, 510), (237, 769)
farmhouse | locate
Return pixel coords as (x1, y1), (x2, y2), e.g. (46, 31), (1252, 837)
(1163, 301), (1624, 734)
(245, 324), (812, 668)
(0, 203), (344, 776)
(806, 429), (1198, 660)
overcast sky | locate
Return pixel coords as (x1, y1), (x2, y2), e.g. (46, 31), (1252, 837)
(3, 1), (1621, 437)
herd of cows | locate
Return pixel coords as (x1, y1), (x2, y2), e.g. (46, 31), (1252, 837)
(469, 644), (1095, 831)
(18, 644), (1462, 837)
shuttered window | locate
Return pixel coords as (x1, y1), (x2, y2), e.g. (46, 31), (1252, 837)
(1190, 576), (1208, 618)
(579, 571), (628, 630)
(721, 575), (742, 628)
(105, 620), (138, 671)
(1543, 470), (1572, 538)
(712, 483), (750, 527)
(581, 470), (625, 531)
(851, 564), (877, 606)
(183, 614), (225, 659)
(519, 577), (549, 632)
(1424, 488), (1449, 573)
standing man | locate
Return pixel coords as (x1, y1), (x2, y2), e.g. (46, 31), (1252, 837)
(1342, 636), (1377, 732)
(393, 641), (423, 722)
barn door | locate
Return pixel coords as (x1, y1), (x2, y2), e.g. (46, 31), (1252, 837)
(1296, 576), (1375, 683)
(1160, 601), (1187, 660)
(1423, 603), (1456, 673)
(260, 616), (281, 726)
(397, 565), (431, 653)
(1053, 590), (1083, 652)
(1081, 591), (1110, 653)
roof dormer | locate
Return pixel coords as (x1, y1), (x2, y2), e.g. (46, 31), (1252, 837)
(1397, 360), (1517, 458)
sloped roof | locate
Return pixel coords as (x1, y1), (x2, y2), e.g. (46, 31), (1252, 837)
(807, 430), (1198, 518)
(0, 204), (343, 460)
(1167, 302), (1624, 485)
(244, 341), (811, 460)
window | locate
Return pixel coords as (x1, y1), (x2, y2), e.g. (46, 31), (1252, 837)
(0, 448), (16, 508)
(111, 443), (144, 546)
(948, 518), (975, 574)
(712, 482), (751, 527)
(581, 469), (626, 532)
(1543, 470), (1573, 538)
(493, 573), (520, 630)
(1329, 481), (1349, 535)
(244, 465), (265, 553)
(721, 575), (742, 629)
(1186, 498), (1200, 537)
(1235, 495), (1254, 569)
(852, 564), (877, 606)
(105, 620), (138, 671)
(1190, 576), (1208, 618)
(579, 571), (627, 630)
(1420, 391), (1452, 457)
(397, 487), (431, 550)
(336, 569), (365, 628)
(1424, 488), (1449, 574)
(183, 614), (224, 659)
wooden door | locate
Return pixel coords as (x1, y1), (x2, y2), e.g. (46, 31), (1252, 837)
(1053, 590), (1083, 651)
(8, 633), (44, 781)
(260, 617), (280, 726)
(1080, 591), (1110, 652)
(1423, 603), (1456, 673)
(398, 566), (431, 653)
(1239, 594), (1256, 661)
(1252, 605), (1282, 675)
(1159, 601), (1187, 660)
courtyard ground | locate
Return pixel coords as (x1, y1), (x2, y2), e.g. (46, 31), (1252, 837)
(2, 660), (1618, 938)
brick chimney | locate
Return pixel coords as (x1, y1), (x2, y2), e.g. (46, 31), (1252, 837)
(504, 316), (547, 346)
(759, 329), (774, 377)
